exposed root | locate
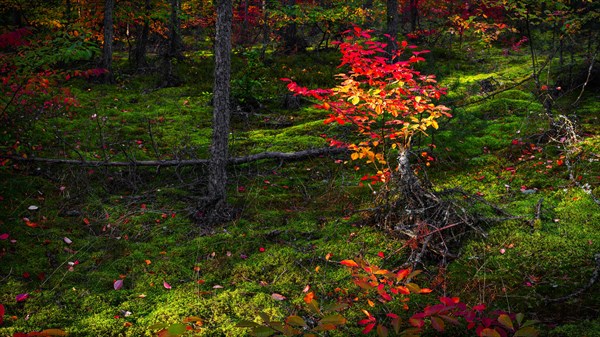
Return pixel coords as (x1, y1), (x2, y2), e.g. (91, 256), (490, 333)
(372, 151), (517, 268)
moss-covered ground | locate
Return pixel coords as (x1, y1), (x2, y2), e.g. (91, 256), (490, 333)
(0, 46), (598, 336)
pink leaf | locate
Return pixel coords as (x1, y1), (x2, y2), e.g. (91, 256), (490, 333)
(163, 281), (172, 289)
(113, 279), (123, 290)
(16, 293), (29, 302)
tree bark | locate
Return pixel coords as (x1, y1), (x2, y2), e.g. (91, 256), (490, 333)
(167, 0), (183, 60)
(132, 0), (151, 71)
(409, 0), (419, 32)
(281, 0), (306, 53)
(101, 0), (115, 83)
(386, 0), (399, 56)
(208, 0), (233, 203)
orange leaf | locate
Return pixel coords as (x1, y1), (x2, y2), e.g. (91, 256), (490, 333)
(340, 259), (359, 268)
(304, 292), (315, 304)
(396, 269), (410, 280)
(420, 288), (433, 294)
(25, 220), (38, 228)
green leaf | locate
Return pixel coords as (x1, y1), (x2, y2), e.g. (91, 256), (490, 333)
(306, 299), (321, 315)
(498, 314), (514, 330)
(313, 323), (337, 331)
(431, 316), (445, 332)
(406, 282), (421, 293)
(479, 328), (501, 337)
(322, 302), (349, 313)
(514, 326), (539, 337)
(286, 315), (308, 327)
(259, 312), (271, 324)
(389, 316), (400, 334)
(521, 320), (539, 328)
(516, 313), (524, 326)
(250, 326), (277, 337)
(148, 323), (169, 330)
(320, 314), (347, 325)
(236, 321), (260, 328)
(377, 324), (389, 337)
(167, 323), (187, 335)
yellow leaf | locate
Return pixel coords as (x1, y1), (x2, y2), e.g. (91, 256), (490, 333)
(351, 153), (359, 160)
(350, 96), (360, 105)
(415, 96), (422, 103)
(431, 120), (439, 129)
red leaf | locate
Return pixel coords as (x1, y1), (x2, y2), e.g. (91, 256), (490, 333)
(340, 259), (359, 268)
(473, 304), (486, 312)
(377, 251), (385, 259)
(362, 323), (376, 334)
(0, 303), (4, 325)
(113, 279), (123, 290)
(83, 218), (90, 225)
(0, 233), (8, 240)
(16, 293), (29, 302)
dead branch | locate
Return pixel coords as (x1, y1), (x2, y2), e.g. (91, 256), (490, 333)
(545, 253), (600, 304)
(1, 147), (348, 168)
(528, 197), (544, 230)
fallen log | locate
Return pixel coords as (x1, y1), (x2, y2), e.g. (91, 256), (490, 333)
(1, 147), (348, 168)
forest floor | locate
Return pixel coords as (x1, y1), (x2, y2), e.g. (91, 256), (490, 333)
(0, 46), (599, 336)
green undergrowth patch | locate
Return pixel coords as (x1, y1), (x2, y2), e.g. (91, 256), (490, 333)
(1, 45), (599, 337)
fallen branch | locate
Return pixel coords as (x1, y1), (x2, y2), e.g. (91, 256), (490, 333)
(545, 253), (600, 304)
(1, 147), (348, 168)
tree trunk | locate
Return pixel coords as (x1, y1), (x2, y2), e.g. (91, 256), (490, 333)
(159, 0), (183, 86)
(132, 0), (151, 71)
(260, 0), (269, 59)
(101, 0), (115, 83)
(409, 0), (419, 32)
(281, 0), (306, 53)
(167, 0), (183, 60)
(386, 0), (399, 56)
(208, 0), (233, 203)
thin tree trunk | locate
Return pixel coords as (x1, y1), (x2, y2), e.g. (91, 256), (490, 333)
(101, 0), (115, 83)
(208, 0), (233, 203)
(260, 0), (269, 59)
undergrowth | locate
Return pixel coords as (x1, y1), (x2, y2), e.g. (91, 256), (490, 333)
(1, 45), (599, 337)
